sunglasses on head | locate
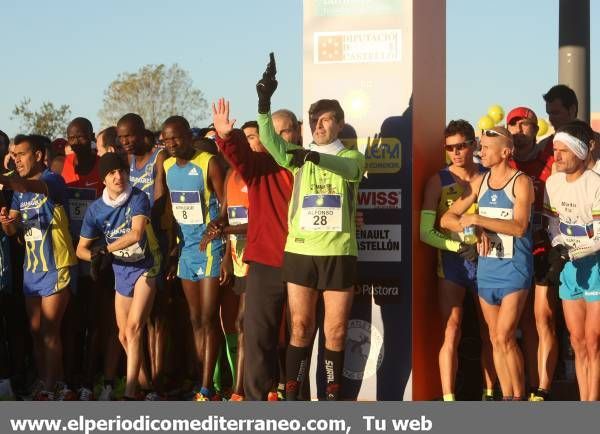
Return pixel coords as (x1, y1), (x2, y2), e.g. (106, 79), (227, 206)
(482, 129), (511, 139)
(444, 140), (474, 152)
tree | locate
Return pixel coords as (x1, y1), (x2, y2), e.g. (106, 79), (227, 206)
(98, 64), (208, 131)
(12, 98), (71, 139)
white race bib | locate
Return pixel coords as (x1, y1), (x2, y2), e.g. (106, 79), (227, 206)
(171, 191), (204, 225)
(113, 242), (145, 262)
(23, 220), (43, 242)
(479, 207), (514, 258)
(300, 194), (342, 232)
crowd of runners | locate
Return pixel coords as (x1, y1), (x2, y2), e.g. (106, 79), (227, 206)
(0, 56), (599, 403)
(422, 84), (600, 401)
(0, 56), (364, 401)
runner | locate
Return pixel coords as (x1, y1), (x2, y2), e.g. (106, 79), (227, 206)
(543, 122), (600, 401)
(420, 119), (496, 401)
(505, 107), (556, 400)
(441, 126), (534, 400)
(256, 54), (365, 400)
(162, 115), (225, 401)
(0, 135), (78, 400)
(62, 117), (119, 401)
(76, 152), (161, 400)
(117, 113), (170, 399)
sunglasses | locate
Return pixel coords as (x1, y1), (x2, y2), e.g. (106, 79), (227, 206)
(482, 129), (511, 139)
(444, 140), (474, 152)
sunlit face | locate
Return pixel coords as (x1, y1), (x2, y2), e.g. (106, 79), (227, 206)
(444, 134), (475, 167)
(66, 123), (94, 155)
(103, 168), (129, 196)
(273, 115), (299, 145)
(479, 136), (511, 169)
(507, 118), (538, 154)
(162, 123), (193, 159)
(243, 127), (266, 153)
(117, 121), (145, 155)
(309, 110), (344, 145)
(553, 140), (586, 174)
(13, 142), (43, 178)
(546, 99), (576, 130)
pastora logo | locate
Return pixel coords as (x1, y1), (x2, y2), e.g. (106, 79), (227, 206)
(343, 319), (384, 381)
(357, 189), (401, 209)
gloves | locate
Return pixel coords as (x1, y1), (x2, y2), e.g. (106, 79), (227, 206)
(256, 52), (278, 114)
(90, 244), (111, 282)
(286, 149), (320, 167)
(541, 244), (570, 287)
(457, 242), (478, 262)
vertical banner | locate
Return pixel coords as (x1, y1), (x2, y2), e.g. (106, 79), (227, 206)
(304, 0), (413, 400)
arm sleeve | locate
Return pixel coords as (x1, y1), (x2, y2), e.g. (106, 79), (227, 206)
(318, 151), (365, 182)
(419, 210), (461, 252)
(257, 112), (298, 169)
(80, 205), (100, 240)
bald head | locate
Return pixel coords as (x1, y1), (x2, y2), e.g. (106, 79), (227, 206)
(272, 109), (300, 145)
(117, 113), (147, 155)
(68, 117), (93, 135)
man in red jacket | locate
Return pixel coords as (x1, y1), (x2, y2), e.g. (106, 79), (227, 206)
(212, 98), (294, 400)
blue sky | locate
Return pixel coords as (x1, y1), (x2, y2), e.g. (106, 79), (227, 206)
(0, 0), (597, 136)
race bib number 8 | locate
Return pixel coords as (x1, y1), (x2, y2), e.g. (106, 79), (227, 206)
(171, 191), (203, 225)
(479, 206), (514, 258)
(300, 194), (342, 232)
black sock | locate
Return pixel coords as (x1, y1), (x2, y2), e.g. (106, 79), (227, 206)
(324, 348), (344, 401)
(535, 388), (550, 399)
(285, 345), (310, 401)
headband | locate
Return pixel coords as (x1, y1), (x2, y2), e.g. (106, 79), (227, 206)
(553, 131), (589, 160)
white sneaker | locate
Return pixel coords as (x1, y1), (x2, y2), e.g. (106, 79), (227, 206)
(97, 385), (114, 401)
(78, 387), (94, 401)
(0, 378), (14, 400)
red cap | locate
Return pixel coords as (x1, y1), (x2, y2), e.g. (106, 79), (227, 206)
(506, 107), (537, 125)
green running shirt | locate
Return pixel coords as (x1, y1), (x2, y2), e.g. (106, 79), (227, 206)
(258, 113), (365, 256)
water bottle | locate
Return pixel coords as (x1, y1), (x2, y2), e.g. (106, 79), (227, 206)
(463, 225), (478, 245)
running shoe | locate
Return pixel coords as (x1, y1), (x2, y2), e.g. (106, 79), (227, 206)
(78, 387), (94, 401)
(34, 390), (55, 401)
(528, 393), (545, 402)
(194, 387), (219, 402)
(97, 385), (114, 401)
(229, 393), (245, 402)
(267, 391), (279, 401)
(144, 392), (164, 401)
(55, 384), (77, 401)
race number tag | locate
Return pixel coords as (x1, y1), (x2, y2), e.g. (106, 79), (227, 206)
(479, 207), (514, 258)
(113, 242), (145, 262)
(300, 194), (342, 232)
(23, 219), (43, 242)
(67, 188), (96, 221)
(171, 191), (203, 225)
(227, 206), (248, 241)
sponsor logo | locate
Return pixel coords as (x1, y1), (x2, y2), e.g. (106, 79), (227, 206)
(357, 189), (401, 209)
(357, 224), (401, 262)
(325, 360), (335, 383)
(188, 167), (199, 176)
(343, 319), (384, 380)
(355, 284), (400, 296)
(85, 181), (98, 187)
(314, 0), (402, 17)
(314, 29), (402, 64)
(350, 137), (401, 174)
